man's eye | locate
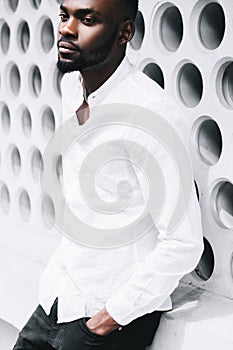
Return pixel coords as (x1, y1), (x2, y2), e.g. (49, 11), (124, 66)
(81, 17), (96, 25)
(59, 13), (68, 20)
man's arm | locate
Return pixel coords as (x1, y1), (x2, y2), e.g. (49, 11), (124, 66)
(86, 181), (204, 334)
(86, 101), (204, 334)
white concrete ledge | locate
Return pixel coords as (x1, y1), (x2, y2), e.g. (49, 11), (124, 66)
(148, 283), (233, 350)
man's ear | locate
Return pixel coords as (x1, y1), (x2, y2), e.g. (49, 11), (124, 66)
(118, 20), (135, 46)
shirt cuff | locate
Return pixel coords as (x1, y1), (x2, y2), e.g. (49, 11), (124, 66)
(105, 292), (135, 326)
(105, 291), (172, 326)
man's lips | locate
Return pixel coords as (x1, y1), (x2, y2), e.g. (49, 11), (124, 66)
(58, 42), (80, 54)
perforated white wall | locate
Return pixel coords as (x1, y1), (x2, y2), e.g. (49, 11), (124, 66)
(0, 0), (63, 330)
(127, 0), (233, 299)
(0, 0), (233, 346)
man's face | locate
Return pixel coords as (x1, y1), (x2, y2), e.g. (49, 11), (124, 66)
(57, 0), (120, 73)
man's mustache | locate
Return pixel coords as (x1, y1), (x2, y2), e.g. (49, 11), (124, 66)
(57, 38), (81, 51)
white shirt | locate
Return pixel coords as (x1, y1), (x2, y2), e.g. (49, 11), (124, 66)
(39, 57), (204, 326)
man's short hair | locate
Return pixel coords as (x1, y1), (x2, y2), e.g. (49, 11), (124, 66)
(114, 0), (139, 21)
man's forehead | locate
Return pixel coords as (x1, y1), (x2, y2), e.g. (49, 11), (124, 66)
(61, 0), (115, 13)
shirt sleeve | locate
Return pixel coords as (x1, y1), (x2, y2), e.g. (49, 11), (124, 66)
(105, 101), (204, 326)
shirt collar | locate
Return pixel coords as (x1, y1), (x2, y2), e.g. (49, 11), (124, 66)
(79, 56), (133, 105)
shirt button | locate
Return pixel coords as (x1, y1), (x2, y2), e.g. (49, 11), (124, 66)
(118, 326), (123, 331)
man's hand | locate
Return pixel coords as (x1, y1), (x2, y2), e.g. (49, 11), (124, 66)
(86, 307), (121, 336)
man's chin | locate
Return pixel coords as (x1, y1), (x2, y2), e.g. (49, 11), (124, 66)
(57, 59), (81, 74)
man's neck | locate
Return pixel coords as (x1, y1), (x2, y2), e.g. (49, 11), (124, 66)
(80, 52), (125, 97)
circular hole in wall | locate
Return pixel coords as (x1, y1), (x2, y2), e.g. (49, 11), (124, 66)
(160, 5), (183, 52)
(41, 18), (55, 53)
(54, 155), (63, 186)
(30, 0), (41, 9)
(196, 118), (222, 165)
(42, 107), (55, 139)
(9, 145), (21, 176)
(31, 148), (44, 181)
(194, 237), (214, 281)
(216, 61), (233, 109)
(0, 182), (10, 215)
(130, 11), (145, 50)
(177, 63), (203, 107)
(0, 21), (10, 54)
(21, 106), (32, 137)
(18, 21), (30, 53)
(143, 62), (164, 89)
(198, 2), (225, 50)
(30, 65), (42, 97)
(211, 181), (233, 229)
(54, 68), (63, 97)
(6, 0), (19, 12)
(41, 193), (55, 229)
(19, 189), (31, 222)
(1, 103), (11, 134)
(8, 63), (21, 96)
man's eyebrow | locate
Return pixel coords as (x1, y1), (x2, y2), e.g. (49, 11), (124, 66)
(60, 5), (101, 17)
(60, 4), (68, 13)
(76, 8), (102, 17)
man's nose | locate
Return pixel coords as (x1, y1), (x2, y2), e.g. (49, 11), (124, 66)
(59, 18), (78, 37)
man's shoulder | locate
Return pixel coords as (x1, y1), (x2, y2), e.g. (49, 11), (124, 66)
(109, 65), (173, 107)
(126, 66), (166, 100)
(106, 65), (182, 116)
(61, 71), (82, 119)
(110, 65), (190, 150)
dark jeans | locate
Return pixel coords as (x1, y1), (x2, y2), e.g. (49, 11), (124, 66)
(13, 299), (162, 350)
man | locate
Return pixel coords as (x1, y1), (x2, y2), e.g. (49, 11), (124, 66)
(13, 0), (204, 349)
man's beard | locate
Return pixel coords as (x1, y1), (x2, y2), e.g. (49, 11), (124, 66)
(57, 32), (117, 74)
